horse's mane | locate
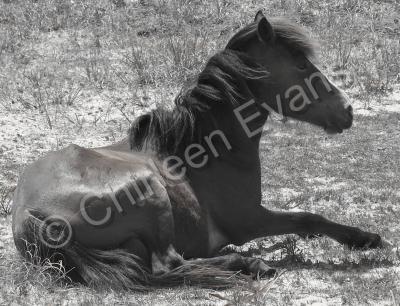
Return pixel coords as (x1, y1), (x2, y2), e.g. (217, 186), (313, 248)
(129, 18), (316, 155)
(129, 50), (267, 154)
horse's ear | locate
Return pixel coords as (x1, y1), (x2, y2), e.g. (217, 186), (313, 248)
(257, 16), (275, 44)
(254, 10), (265, 22)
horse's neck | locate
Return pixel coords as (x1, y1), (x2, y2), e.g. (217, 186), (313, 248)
(197, 102), (267, 165)
(184, 105), (268, 203)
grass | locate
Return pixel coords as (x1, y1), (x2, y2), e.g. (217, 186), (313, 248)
(0, 186), (12, 217)
(0, 0), (399, 304)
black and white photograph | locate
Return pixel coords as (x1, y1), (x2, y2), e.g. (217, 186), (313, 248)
(0, 0), (399, 304)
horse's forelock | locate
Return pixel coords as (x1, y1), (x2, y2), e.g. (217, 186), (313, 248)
(271, 18), (317, 58)
(226, 17), (317, 58)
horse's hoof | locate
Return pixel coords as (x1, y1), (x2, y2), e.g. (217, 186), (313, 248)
(347, 232), (382, 250)
(250, 260), (277, 279)
(366, 233), (384, 249)
(252, 268), (277, 280)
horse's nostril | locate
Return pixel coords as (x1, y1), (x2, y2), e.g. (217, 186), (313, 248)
(346, 105), (353, 113)
(346, 105), (353, 119)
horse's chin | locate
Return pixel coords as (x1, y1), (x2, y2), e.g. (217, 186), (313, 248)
(322, 114), (353, 135)
(324, 125), (344, 135)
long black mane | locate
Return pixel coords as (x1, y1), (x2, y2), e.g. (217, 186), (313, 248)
(129, 49), (266, 155)
(129, 18), (316, 155)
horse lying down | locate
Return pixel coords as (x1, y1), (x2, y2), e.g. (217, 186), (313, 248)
(12, 11), (388, 290)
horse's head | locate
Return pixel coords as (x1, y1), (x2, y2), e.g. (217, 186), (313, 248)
(227, 11), (353, 134)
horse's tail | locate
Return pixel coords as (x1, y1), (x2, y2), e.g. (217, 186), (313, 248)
(14, 209), (246, 290)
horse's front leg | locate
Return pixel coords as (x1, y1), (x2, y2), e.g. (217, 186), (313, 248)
(240, 207), (383, 249)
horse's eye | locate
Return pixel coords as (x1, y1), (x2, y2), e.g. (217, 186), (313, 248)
(297, 62), (307, 70)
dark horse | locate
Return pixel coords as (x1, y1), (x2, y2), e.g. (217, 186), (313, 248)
(12, 12), (384, 290)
